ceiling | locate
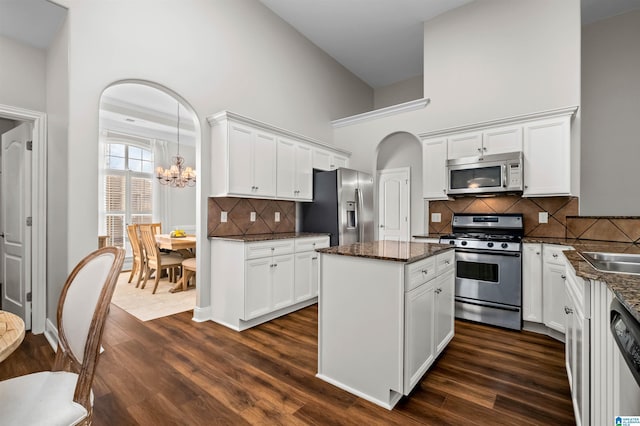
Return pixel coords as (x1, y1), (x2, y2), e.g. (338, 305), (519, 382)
(1, 0), (639, 126)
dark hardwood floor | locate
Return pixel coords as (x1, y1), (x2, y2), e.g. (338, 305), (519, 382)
(0, 305), (575, 425)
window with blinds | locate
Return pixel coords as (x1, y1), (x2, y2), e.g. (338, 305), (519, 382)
(102, 142), (154, 251)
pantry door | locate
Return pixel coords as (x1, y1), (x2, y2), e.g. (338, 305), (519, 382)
(377, 167), (410, 242)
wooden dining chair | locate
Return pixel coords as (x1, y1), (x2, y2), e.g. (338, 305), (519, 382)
(150, 222), (162, 235)
(172, 257), (196, 293)
(139, 224), (183, 294)
(0, 246), (125, 426)
(126, 224), (145, 288)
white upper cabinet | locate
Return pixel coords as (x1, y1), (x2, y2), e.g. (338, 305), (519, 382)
(447, 126), (522, 159)
(420, 106), (577, 199)
(276, 137), (313, 201)
(523, 116), (572, 197)
(422, 138), (448, 200)
(227, 122), (276, 197)
(447, 131), (483, 159)
(482, 125), (523, 155)
(312, 147), (349, 171)
(208, 111), (350, 200)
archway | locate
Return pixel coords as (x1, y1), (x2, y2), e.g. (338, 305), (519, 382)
(98, 80), (201, 312)
(375, 131), (424, 239)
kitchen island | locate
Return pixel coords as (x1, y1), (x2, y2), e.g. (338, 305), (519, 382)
(316, 240), (455, 409)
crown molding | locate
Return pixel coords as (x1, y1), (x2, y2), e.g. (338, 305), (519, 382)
(331, 98), (430, 128)
(207, 110), (351, 156)
(418, 105), (579, 139)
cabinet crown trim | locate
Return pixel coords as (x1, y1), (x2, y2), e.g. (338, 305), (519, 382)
(331, 98), (430, 128)
(207, 110), (351, 156)
(418, 105), (579, 139)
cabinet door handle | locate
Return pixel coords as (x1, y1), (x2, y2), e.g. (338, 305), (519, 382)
(477, 147), (482, 152)
(536, 252), (540, 255)
(421, 269), (428, 275)
(483, 146), (487, 151)
(443, 189), (446, 193)
(444, 260), (450, 265)
(564, 306), (573, 315)
(311, 257), (318, 260)
(552, 253), (559, 258)
(561, 274), (567, 279)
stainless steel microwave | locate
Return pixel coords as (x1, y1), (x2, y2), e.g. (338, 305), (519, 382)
(447, 151), (523, 196)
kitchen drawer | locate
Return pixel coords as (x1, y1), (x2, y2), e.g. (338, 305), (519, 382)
(435, 250), (455, 274)
(543, 244), (574, 265)
(406, 256), (437, 292)
(245, 239), (295, 259)
(295, 236), (330, 252)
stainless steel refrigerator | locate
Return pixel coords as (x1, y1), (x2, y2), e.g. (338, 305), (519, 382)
(301, 168), (374, 246)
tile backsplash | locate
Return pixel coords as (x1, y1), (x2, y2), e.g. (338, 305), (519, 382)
(208, 197), (295, 237)
(428, 196), (579, 238)
(566, 216), (640, 243)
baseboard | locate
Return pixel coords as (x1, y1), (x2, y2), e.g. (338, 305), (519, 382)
(192, 305), (211, 322)
(44, 318), (59, 352)
(523, 320), (565, 343)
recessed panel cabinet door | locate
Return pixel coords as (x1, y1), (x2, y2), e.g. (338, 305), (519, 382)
(253, 131), (277, 197)
(244, 258), (271, 320)
(404, 282), (435, 394)
(435, 269), (455, 354)
(276, 138), (296, 198)
(228, 123), (254, 195)
(422, 138), (448, 200)
(271, 254), (294, 310)
(295, 144), (313, 200)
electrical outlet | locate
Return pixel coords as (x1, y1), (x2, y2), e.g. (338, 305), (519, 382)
(431, 213), (442, 223)
(250, 212), (256, 222)
(539, 212), (549, 224)
(220, 211), (227, 223)
(275, 212), (280, 222)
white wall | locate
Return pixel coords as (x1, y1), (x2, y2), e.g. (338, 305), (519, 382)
(376, 132), (423, 236)
(581, 10), (640, 215)
(0, 35), (46, 112)
(59, 0), (372, 312)
(0, 118), (17, 134)
(374, 75), (423, 110)
(45, 17), (69, 319)
(334, 0), (581, 227)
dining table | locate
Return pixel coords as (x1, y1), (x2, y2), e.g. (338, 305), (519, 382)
(0, 310), (25, 363)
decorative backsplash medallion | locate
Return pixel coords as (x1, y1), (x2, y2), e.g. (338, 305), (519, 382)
(566, 217), (640, 243)
(208, 197), (295, 237)
(428, 196), (579, 238)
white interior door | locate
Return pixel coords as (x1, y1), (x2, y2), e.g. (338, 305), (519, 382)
(377, 168), (410, 242)
(1, 122), (32, 329)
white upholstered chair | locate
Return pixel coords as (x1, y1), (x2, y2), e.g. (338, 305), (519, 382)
(0, 246), (125, 426)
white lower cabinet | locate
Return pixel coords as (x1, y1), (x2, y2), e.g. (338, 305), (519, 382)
(404, 251), (455, 394)
(211, 235), (329, 330)
(522, 243), (543, 322)
(542, 244), (574, 333)
(564, 265), (589, 426)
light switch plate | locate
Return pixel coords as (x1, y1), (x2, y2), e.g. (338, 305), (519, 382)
(275, 212), (280, 222)
(539, 212), (548, 224)
(221, 211), (227, 223)
(431, 213), (442, 223)
(250, 212), (256, 222)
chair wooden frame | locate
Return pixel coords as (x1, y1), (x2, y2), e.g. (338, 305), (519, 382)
(126, 224), (145, 287)
(54, 246), (125, 419)
(139, 224), (182, 294)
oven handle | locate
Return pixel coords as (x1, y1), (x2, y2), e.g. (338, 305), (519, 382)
(454, 248), (521, 258)
(456, 296), (521, 312)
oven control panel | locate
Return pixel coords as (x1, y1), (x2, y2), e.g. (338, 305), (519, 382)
(439, 238), (521, 252)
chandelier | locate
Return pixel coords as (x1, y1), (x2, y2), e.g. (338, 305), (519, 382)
(156, 102), (196, 188)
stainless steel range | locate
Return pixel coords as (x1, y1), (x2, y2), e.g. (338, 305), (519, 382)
(439, 213), (523, 330)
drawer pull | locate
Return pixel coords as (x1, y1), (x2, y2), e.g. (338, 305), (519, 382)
(552, 253), (559, 258)
(444, 260), (450, 265)
(564, 306), (573, 315)
(561, 274), (566, 279)
(421, 269), (428, 275)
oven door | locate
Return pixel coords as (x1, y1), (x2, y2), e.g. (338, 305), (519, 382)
(455, 249), (521, 307)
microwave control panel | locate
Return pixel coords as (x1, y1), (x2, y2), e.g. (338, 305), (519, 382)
(508, 163), (522, 188)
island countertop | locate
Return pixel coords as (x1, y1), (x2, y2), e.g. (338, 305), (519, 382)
(316, 241), (453, 263)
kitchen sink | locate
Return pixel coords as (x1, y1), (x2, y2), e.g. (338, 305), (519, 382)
(580, 252), (640, 275)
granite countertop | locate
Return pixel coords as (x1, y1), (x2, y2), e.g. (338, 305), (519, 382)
(317, 241), (453, 263)
(209, 232), (329, 242)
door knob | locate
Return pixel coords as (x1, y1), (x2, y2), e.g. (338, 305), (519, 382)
(379, 225), (384, 228)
